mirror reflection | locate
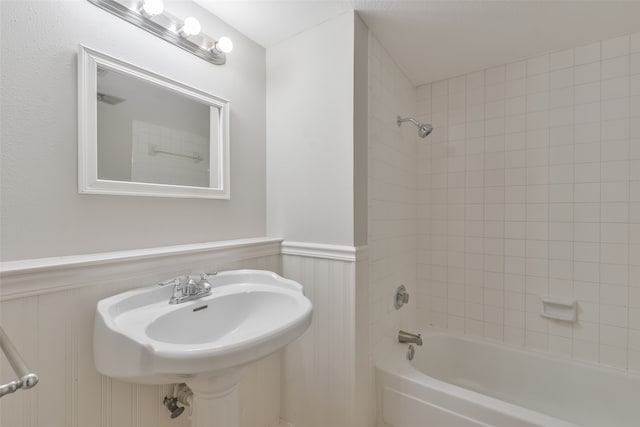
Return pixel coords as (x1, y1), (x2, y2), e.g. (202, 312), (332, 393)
(96, 66), (217, 188)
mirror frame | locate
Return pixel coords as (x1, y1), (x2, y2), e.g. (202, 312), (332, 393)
(78, 45), (230, 199)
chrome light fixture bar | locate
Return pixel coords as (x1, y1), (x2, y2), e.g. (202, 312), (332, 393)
(87, 0), (233, 65)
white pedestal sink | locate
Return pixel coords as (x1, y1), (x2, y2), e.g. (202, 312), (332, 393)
(93, 270), (312, 427)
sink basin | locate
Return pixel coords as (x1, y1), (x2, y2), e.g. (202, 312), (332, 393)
(94, 270), (312, 384)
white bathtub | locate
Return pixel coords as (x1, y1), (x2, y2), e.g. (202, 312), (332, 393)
(376, 331), (640, 427)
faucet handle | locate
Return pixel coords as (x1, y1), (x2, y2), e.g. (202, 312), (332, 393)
(198, 273), (212, 291)
(172, 281), (183, 299)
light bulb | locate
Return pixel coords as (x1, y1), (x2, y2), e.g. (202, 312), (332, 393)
(215, 36), (233, 54)
(180, 17), (201, 37)
(141, 0), (164, 17)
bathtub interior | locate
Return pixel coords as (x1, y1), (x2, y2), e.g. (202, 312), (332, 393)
(381, 332), (640, 427)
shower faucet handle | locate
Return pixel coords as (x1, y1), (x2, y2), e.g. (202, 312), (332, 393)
(395, 285), (409, 309)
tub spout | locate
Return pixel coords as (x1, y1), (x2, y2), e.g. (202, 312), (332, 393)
(398, 330), (422, 346)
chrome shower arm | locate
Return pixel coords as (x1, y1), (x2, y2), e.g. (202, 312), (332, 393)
(397, 116), (421, 127)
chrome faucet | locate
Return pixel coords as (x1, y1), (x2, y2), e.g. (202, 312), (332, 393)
(161, 273), (213, 304)
(398, 330), (422, 346)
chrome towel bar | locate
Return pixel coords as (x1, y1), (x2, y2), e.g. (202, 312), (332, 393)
(0, 326), (38, 398)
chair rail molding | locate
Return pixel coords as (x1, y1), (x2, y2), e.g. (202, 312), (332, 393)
(281, 241), (368, 262)
(0, 237), (282, 300)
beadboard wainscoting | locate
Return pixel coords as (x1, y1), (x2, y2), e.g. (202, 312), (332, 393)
(279, 242), (371, 427)
(0, 238), (282, 427)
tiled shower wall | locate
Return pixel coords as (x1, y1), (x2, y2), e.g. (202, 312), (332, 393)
(368, 33), (419, 358)
(417, 31), (640, 370)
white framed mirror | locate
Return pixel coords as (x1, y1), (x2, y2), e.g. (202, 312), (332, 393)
(78, 45), (230, 199)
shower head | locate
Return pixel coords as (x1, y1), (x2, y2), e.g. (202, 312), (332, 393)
(397, 116), (433, 138)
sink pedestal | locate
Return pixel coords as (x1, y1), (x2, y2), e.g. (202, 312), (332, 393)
(187, 369), (244, 427)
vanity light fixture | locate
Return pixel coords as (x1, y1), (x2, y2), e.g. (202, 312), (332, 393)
(140, 0), (163, 17)
(214, 36), (233, 54)
(87, 0), (232, 65)
(179, 17), (201, 37)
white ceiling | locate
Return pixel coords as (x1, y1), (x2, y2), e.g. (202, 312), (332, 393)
(194, 0), (640, 86)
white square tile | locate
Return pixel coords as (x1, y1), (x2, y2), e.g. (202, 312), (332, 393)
(549, 240), (573, 259)
(432, 80), (448, 97)
(549, 107), (573, 128)
(550, 145), (573, 165)
(526, 184), (548, 203)
(602, 56), (630, 80)
(550, 165), (573, 184)
(631, 53), (640, 75)
(528, 54), (550, 76)
(632, 32), (640, 53)
(526, 111), (549, 130)
(574, 102), (601, 124)
(632, 160), (640, 181)
(467, 86), (485, 105)
(602, 160), (630, 182)
(599, 345), (627, 369)
(601, 304), (628, 327)
(486, 66), (506, 86)
(602, 98), (630, 121)
(574, 203), (600, 222)
(506, 78), (526, 98)
(549, 125), (573, 146)
(632, 120), (640, 138)
(574, 182), (600, 203)
(486, 83), (506, 102)
(417, 84), (432, 100)
(466, 71), (485, 89)
(505, 114), (525, 135)
(549, 87), (574, 108)
(548, 335), (572, 358)
(526, 147), (548, 167)
(602, 118), (630, 141)
(631, 308), (640, 328)
(574, 81), (601, 105)
(573, 339), (598, 363)
(602, 202), (629, 223)
(575, 62), (601, 85)
(632, 203), (640, 223)
(574, 122), (600, 144)
(600, 284), (629, 306)
(600, 243), (628, 266)
(602, 139), (629, 163)
(527, 202), (549, 220)
(575, 162), (600, 182)
(602, 76), (630, 100)
(506, 133), (526, 151)
(632, 95), (640, 117)
(601, 181), (629, 202)
(550, 68), (574, 89)
(574, 143), (600, 164)
(526, 92), (549, 112)
(549, 49), (574, 70)
(507, 60), (527, 81)
(526, 73), (549, 94)
(549, 203), (573, 222)
(549, 222), (573, 241)
(574, 242), (599, 262)
(602, 35), (630, 59)
(526, 241), (549, 259)
(601, 223), (629, 243)
(486, 100), (506, 119)
(575, 42), (601, 65)
(574, 222), (599, 242)
(466, 107), (484, 125)
(449, 75), (466, 94)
